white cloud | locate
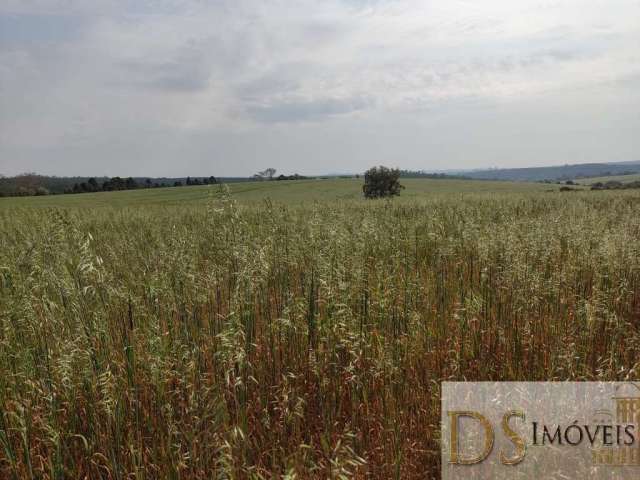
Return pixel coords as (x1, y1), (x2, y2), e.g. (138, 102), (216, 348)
(0, 0), (638, 175)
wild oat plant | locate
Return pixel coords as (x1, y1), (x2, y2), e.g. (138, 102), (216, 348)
(1, 191), (640, 478)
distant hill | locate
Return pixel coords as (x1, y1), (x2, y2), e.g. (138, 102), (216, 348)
(452, 161), (640, 182)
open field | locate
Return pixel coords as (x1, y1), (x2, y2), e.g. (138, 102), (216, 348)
(0, 177), (561, 208)
(575, 173), (640, 185)
(1, 181), (640, 478)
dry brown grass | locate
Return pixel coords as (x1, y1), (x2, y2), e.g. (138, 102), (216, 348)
(1, 191), (640, 478)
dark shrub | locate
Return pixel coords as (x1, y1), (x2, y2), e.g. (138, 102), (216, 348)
(362, 166), (404, 198)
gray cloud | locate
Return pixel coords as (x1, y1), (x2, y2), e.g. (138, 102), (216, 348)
(246, 96), (373, 123)
(235, 62), (311, 100)
(0, 13), (86, 46)
(117, 41), (213, 92)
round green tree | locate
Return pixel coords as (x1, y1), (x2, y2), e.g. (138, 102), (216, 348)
(362, 166), (405, 198)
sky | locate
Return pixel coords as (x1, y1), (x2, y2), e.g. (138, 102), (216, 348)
(0, 0), (639, 177)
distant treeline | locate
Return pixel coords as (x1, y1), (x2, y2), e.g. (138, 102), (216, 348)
(0, 174), (220, 197)
(67, 176), (218, 194)
(0, 173), (270, 197)
(591, 180), (640, 190)
(0, 173), (312, 197)
(399, 170), (469, 179)
(275, 174), (307, 181)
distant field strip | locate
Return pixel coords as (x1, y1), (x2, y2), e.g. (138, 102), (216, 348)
(576, 173), (640, 185)
(0, 178), (559, 208)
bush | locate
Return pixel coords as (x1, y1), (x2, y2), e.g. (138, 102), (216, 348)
(362, 166), (404, 198)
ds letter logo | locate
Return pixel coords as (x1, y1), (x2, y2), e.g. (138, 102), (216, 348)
(446, 410), (526, 465)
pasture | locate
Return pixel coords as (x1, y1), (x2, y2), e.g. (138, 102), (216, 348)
(1, 179), (640, 478)
(575, 173), (640, 185)
(0, 177), (559, 208)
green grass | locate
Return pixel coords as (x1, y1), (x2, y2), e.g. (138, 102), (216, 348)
(0, 177), (561, 208)
(575, 173), (640, 185)
(2, 181), (640, 478)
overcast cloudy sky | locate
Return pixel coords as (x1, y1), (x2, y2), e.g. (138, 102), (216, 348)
(0, 0), (638, 176)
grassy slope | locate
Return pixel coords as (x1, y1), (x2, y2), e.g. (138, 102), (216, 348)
(575, 173), (640, 185)
(0, 177), (562, 208)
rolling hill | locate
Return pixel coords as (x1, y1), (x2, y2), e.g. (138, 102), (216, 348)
(453, 160), (640, 182)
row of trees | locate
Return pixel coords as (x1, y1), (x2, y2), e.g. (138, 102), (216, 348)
(0, 173), (51, 196)
(591, 180), (640, 190)
(65, 176), (218, 194)
(0, 173), (223, 197)
(253, 168), (310, 182)
(2, 168), (406, 198)
(275, 173), (307, 181)
(399, 170), (467, 180)
(68, 177), (136, 193)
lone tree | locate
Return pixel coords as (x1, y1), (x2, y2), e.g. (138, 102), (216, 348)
(362, 166), (404, 198)
(255, 168), (277, 181)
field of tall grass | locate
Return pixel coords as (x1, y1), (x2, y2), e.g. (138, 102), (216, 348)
(1, 188), (640, 478)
